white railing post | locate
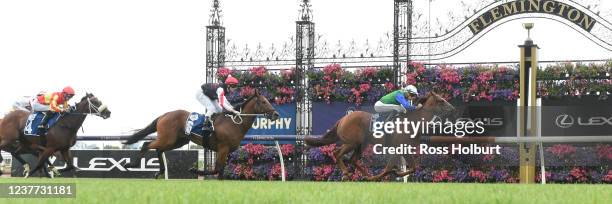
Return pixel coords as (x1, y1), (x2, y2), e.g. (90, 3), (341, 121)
(274, 140), (286, 182)
(162, 152), (168, 180)
(537, 98), (546, 184)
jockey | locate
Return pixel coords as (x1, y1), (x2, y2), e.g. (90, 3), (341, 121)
(196, 75), (240, 132)
(31, 86), (76, 135)
(11, 96), (34, 112)
(374, 85), (420, 119)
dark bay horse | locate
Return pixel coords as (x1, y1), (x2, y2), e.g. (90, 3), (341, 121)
(123, 90), (279, 179)
(0, 93), (111, 178)
(0, 113), (60, 177)
(305, 92), (455, 181)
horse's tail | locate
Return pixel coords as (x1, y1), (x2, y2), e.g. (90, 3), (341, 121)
(305, 122), (339, 147)
(123, 117), (159, 144)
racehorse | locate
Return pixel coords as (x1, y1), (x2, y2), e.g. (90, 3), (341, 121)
(305, 92), (455, 181)
(123, 90), (279, 179)
(0, 93), (111, 178)
(0, 113), (60, 177)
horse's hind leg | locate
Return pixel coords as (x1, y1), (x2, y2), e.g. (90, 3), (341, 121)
(10, 153), (31, 176)
(349, 146), (369, 178)
(154, 150), (166, 179)
(124, 141), (151, 168)
(334, 144), (356, 181)
(26, 148), (54, 178)
(367, 155), (400, 181)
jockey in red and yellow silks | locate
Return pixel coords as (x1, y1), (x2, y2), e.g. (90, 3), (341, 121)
(31, 86), (76, 135)
(37, 92), (70, 112)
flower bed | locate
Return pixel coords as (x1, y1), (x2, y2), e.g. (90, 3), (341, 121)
(222, 143), (612, 183)
(217, 61), (612, 105)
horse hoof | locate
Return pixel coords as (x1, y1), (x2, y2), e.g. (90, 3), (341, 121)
(188, 167), (197, 174)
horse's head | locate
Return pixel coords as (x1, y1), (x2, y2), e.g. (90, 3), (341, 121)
(420, 92), (455, 119)
(76, 93), (111, 119)
(244, 89), (280, 121)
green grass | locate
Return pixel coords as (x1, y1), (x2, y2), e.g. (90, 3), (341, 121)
(0, 178), (610, 204)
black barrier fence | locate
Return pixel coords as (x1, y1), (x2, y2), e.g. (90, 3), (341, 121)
(11, 150), (198, 179)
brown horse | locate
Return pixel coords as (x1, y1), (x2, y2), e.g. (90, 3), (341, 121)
(123, 90), (279, 179)
(0, 93), (111, 178)
(0, 113), (60, 177)
(305, 92), (455, 181)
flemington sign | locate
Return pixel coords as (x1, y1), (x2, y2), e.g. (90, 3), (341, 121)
(468, 0), (597, 34)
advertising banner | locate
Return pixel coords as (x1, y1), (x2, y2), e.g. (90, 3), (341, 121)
(244, 103), (296, 144)
(11, 150), (198, 179)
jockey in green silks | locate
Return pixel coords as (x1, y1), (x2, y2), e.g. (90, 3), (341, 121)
(374, 85), (420, 117)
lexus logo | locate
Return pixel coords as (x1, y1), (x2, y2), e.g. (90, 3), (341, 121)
(555, 114), (574, 128)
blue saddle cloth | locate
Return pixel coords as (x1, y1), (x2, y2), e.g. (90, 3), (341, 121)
(185, 112), (208, 137)
(24, 112), (61, 136)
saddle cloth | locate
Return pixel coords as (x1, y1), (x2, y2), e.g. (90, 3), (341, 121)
(185, 112), (208, 137)
(24, 112), (61, 136)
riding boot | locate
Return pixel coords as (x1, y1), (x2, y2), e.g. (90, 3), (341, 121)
(201, 119), (214, 135)
(38, 111), (52, 135)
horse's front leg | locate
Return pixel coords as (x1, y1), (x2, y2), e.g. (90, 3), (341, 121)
(59, 149), (78, 175)
(189, 146), (229, 179)
(212, 146), (230, 180)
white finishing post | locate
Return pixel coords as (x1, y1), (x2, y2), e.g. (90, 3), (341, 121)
(274, 140), (286, 182)
(537, 98), (546, 184)
(162, 152), (168, 180)
(401, 156), (408, 183)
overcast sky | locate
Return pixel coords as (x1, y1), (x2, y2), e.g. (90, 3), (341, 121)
(1, 0), (611, 135)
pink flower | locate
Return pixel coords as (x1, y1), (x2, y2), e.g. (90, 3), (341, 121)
(319, 144), (337, 161)
(281, 68), (294, 80)
(596, 144), (612, 160)
(469, 169), (487, 182)
(433, 170), (453, 182)
(217, 67), (233, 78)
(240, 86), (255, 97)
(243, 143), (265, 156)
(358, 67), (378, 78)
(410, 62), (426, 74)
(384, 82), (395, 91)
(546, 144), (576, 157)
(568, 167), (588, 183)
(440, 67), (460, 84)
(280, 144), (294, 157)
(313, 164), (335, 181)
(249, 66), (267, 77)
(603, 170), (612, 183)
(406, 73), (417, 85)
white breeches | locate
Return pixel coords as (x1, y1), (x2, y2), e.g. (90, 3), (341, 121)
(31, 101), (51, 112)
(374, 101), (406, 113)
(196, 91), (222, 117)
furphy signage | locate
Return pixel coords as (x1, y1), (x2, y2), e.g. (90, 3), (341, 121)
(11, 150), (197, 179)
(246, 103), (296, 135)
(468, 0), (596, 35)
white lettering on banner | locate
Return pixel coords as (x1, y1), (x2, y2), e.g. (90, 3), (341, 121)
(49, 157), (160, 172)
(252, 117), (292, 129)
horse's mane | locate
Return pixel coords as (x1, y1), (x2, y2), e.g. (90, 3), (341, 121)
(417, 95), (429, 104)
(235, 94), (258, 109)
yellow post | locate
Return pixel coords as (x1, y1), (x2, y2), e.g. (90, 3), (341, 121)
(518, 23), (539, 184)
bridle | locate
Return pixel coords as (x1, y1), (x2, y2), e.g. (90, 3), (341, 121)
(68, 96), (108, 117)
(229, 95), (276, 124)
